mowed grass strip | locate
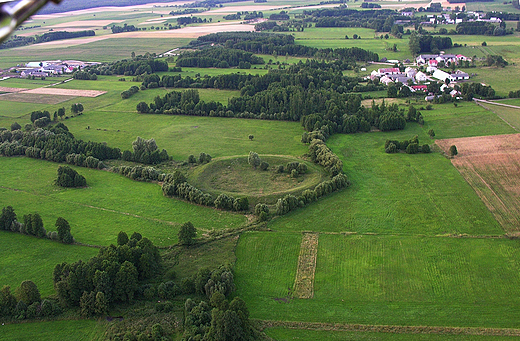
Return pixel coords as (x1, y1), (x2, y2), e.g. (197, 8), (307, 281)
(237, 232), (520, 327)
(0, 231), (98, 296)
(0, 157), (247, 246)
(292, 233), (319, 299)
(420, 102), (517, 140)
(477, 101), (520, 132)
(268, 121), (503, 235)
(1, 319), (104, 341)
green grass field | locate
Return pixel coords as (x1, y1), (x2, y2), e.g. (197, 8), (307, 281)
(1, 319), (105, 341)
(476, 101), (520, 131)
(419, 102), (517, 139)
(237, 233), (520, 328)
(0, 157), (247, 246)
(0, 232), (97, 296)
(266, 115), (504, 236)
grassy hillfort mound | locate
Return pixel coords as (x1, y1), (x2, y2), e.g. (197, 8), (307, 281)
(190, 155), (326, 204)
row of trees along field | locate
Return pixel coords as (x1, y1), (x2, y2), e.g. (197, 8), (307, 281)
(0, 123), (170, 166)
(0, 30), (94, 50)
(0, 206), (74, 243)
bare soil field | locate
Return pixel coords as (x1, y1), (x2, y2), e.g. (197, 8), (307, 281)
(19, 36), (112, 49)
(0, 87), (28, 93)
(17, 23), (254, 48)
(33, 2), (193, 19)
(0, 92), (74, 104)
(22, 88), (106, 97)
(436, 134), (520, 232)
(49, 20), (124, 28)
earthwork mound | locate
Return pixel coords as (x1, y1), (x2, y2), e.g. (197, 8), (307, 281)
(189, 155), (327, 205)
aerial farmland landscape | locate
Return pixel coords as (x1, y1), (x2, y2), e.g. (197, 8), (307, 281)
(1, 0), (520, 339)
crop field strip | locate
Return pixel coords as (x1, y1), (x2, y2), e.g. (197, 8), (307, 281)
(292, 232), (319, 299)
(260, 320), (520, 337)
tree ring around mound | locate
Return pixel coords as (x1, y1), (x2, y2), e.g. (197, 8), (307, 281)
(189, 155), (328, 205)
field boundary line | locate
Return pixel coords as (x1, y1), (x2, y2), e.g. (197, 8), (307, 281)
(258, 320), (520, 336)
(292, 232), (319, 299)
(473, 99), (519, 131)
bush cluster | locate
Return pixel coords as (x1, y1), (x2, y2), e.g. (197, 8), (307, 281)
(385, 136), (431, 154)
(53, 232), (161, 311)
(274, 173), (349, 215)
(120, 85), (139, 99)
(308, 139), (343, 176)
(121, 137), (169, 165)
(55, 166), (87, 188)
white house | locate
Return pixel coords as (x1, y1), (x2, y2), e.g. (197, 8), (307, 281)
(379, 75), (394, 85)
(415, 71), (428, 82)
(433, 69), (451, 82)
(450, 71), (469, 81)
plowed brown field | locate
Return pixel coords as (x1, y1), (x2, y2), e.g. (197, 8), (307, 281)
(436, 134), (520, 232)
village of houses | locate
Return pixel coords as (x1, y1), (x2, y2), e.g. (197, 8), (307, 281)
(2, 52), (472, 101)
(0, 60), (99, 80)
(369, 53), (471, 100)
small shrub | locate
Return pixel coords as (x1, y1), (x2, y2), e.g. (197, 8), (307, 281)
(449, 145), (458, 156)
(260, 161), (269, 171)
(385, 142), (397, 153)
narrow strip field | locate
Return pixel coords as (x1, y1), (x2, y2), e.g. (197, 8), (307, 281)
(436, 134), (520, 232)
(22, 87), (106, 97)
(292, 233), (319, 299)
(261, 320), (520, 337)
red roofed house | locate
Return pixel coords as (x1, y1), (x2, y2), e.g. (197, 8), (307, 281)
(411, 85), (428, 92)
(378, 68), (400, 75)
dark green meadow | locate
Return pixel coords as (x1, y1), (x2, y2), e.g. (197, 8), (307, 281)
(0, 231), (97, 296)
(1, 319), (104, 341)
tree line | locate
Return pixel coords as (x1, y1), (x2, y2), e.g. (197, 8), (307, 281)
(190, 32), (379, 62)
(0, 206), (75, 243)
(1, 30), (95, 50)
(456, 21), (512, 36)
(0, 123), (119, 167)
(88, 55), (168, 76)
(175, 48), (265, 68)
